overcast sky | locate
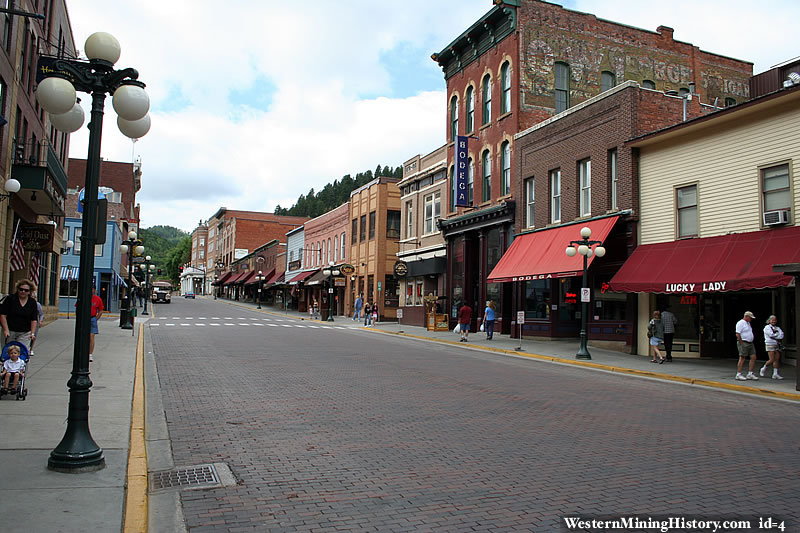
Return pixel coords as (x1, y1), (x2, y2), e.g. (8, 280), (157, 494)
(63, 0), (798, 233)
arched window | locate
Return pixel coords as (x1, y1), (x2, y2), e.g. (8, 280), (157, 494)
(340, 232), (346, 259)
(318, 242), (323, 265)
(601, 71), (616, 92)
(482, 74), (491, 125)
(334, 235), (338, 261)
(642, 80), (656, 90)
(501, 62), (511, 114)
(468, 158), (474, 205)
(327, 238), (332, 263)
(450, 95), (458, 141)
(482, 149), (491, 202)
(555, 62), (569, 113)
(465, 86), (474, 133)
(501, 141), (511, 196)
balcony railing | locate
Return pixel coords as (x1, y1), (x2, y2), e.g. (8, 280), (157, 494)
(12, 137), (68, 194)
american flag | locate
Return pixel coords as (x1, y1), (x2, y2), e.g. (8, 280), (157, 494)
(28, 251), (40, 287)
(9, 220), (25, 271)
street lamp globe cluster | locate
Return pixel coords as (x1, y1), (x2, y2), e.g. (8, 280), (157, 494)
(139, 256), (155, 316)
(119, 231), (144, 330)
(322, 262), (340, 322)
(40, 32), (150, 473)
(565, 226), (606, 360)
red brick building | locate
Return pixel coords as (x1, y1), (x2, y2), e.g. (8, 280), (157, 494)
(433, 0), (752, 332)
(303, 203), (350, 317)
(67, 158), (142, 227)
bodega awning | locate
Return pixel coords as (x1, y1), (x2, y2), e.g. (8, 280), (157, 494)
(608, 225), (800, 293)
(487, 216), (619, 282)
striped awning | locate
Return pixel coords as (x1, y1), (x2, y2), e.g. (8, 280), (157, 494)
(113, 272), (127, 287)
(60, 266), (79, 281)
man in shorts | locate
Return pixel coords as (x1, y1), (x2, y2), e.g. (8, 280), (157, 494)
(89, 287), (104, 362)
(458, 302), (472, 342)
(735, 311), (758, 381)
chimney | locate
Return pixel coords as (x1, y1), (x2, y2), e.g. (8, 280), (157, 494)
(657, 25), (674, 41)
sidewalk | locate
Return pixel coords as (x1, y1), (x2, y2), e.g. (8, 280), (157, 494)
(219, 296), (800, 401)
(0, 315), (143, 532)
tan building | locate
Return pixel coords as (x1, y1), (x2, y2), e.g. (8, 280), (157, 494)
(397, 145), (447, 327)
(609, 80), (800, 361)
(347, 176), (401, 320)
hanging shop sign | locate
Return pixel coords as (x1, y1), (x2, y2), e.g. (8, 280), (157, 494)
(21, 223), (54, 252)
(393, 261), (408, 277)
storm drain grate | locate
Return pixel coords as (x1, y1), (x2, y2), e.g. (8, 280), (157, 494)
(149, 463), (223, 493)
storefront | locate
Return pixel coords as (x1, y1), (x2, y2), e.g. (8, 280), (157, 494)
(399, 256), (447, 327)
(609, 226), (800, 360)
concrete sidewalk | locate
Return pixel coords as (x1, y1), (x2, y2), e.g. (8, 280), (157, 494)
(0, 315), (143, 532)
(217, 296), (799, 401)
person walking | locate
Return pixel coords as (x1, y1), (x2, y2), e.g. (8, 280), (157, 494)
(371, 302), (378, 325)
(660, 307), (677, 362)
(761, 315), (784, 380)
(647, 310), (666, 363)
(88, 286), (104, 363)
(353, 294), (363, 321)
(735, 311), (759, 381)
(0, 279), (39, 351)
(483, 300), (496, 340)
(458, 301), (472, 342)
(363, 302), (371, 326)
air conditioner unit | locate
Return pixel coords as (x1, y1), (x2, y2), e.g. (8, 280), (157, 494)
(763, 209), (790, 226)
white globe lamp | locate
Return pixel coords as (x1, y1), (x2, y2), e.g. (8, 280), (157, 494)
(36, 77), (76, 115)
(84, 32), (121, 64)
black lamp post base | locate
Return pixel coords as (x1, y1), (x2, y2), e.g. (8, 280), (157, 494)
(120, 322), (133, 330)
(48, 435), (105, 473)
(575, 352), (592, 360)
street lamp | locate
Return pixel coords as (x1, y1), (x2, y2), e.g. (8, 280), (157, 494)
(119, 231), (144, 330)
(140, 256), (153, 315)
(565, 226), (606, 360)
(39, 32), (150, 472)
(255, 271), (264, 309)
(321, 262), (340, 322)
(213, 275), (218, 299)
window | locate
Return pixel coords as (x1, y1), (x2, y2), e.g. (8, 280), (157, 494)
(450, 95), (458, 141)
(609, 149), (618, 210)
(550, 169), (561, 223)
(525, 177), (535, 228)
(725, 97), (736, 107)
(482, 74), (491, 125)
(340, 232), (346, 259)
(524, 279), (551, 319)
(501, 62), (511, 114)
(555, 62), (569, 113)
(449, 165), (456, 211)
(424, 192), (441, 234)
(601, 71), (616, 92)
(465, 86), (474, 133)
(467, 158), (474, 205)
(642, 80), (655, 90)
(95, 243), (103, 256)
(199, 250), (205, 260)
(579, 159), (591, 216)
(501, 141), (510, 196)
(368, 211), (376, 240)
(676, 185), (698, 238)
(359, 215), (366, 241)
(482, 149), (491, 202)
(327, 238), (332, 262)
(199, 238), (205, 247)
(334, 235), (338, 261)
(762, 164), (791, 213)
(74, 228), (81, 254)
(352, 219), (358, 244)
(406, 201), (413, 239)
(386, 210), (401, 239)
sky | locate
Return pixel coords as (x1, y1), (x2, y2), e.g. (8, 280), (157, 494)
(63, 0), (799, 233)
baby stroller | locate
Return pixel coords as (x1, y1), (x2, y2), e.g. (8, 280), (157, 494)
(0, 340), (29, 401)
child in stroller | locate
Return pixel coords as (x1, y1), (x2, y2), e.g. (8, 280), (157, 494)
(0, 341), (29, 400)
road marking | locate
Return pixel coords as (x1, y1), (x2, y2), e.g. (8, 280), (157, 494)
(180, 323), (191, 326)
(210, 323), (221, 326)
(224, 323), (235, 326)
(150, 323), (160, 326)
(165, 323), (175, 326)
(307, 325), (319, 328)
(281, 324), (293, 327)
(267, 324), (278, 327)
(195, 323), (204, 326)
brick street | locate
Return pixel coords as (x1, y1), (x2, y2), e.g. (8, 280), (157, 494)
(150, 299), (800, 532)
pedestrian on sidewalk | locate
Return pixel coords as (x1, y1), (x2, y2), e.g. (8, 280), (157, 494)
(89, 287), (104, 363)
(660, 306), (677, 362)
(363, 302), (371, 326)
(353, 294), (363, 321)
(647, 310), (665, 363)
(483, 300), (496, 340)
(735, 311), (759, 381)
(458, 301), (472, 342)
(0, 279), (38, 350)
(761, 315), (784, 380)
(28, 293), (44, 356)
(371, 302), (378, 325)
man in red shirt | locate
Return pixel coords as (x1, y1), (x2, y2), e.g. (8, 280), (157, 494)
(458, 302), (472, 342)
(89, 287), (104, 362)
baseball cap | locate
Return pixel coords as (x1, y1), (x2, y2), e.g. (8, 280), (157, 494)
(744, 311), (756, 319)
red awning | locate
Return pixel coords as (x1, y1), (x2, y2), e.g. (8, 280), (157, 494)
(237, 271), (256, 285)
(212, 272), (232, 286)
(287, 269), (317, 285)
(246, 268), (274, 285)
(265, 271), (284, 286)
(224, 271), (247, 285)
(488, 216), (619, 282)
(608, 225), (800, 293)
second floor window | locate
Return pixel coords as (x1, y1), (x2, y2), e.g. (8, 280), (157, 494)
(550, 169), (561, 224)
(368, 211), (376, 240)
(359, 215), (366, 241)
(482, 74), (491, 125)
(352, 219), (357, 244)
(424, 192), (441, 234)
(340, 232), (346, 259)
(450, 95), (458, 141)
(501, 61), (511, 114)
(387, 210), (401, 239)
(579, 159), (591, 216)
(609, 149), (618, 210)
(482, 149), (491, 202)
(525, 177), (535, 228)
(555, 62), (569, 113)
(677, 185), (698, 238)
(501, 141), (511, 196)
(762, 164), (791, 213)
(466, 86), (474, 133)
(406, 201), (413, 238)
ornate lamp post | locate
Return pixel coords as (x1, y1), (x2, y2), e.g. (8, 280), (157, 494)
(255, 271), (264, 309)
(321, 262), (340, 322)
(213, 275), (219, 299)
(119, 231), (144, 330)
(565, 226), (606, 360)
(140, 256), (153, 315)
(38, 32), (150, 472)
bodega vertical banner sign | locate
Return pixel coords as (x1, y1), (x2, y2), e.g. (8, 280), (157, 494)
(455, 135), (469, 207)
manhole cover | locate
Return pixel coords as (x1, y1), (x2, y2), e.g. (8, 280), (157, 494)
(149, 463), (235, 493)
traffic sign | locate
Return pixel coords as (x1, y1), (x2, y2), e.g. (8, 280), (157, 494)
(517, 311), (525, 324)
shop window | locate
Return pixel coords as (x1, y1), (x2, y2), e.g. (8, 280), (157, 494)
(524, 279), (550, 319)
(386, 210), (400, 239)
(501, 61), (511, 114)
(525, 177), (535, 228)
(762, 164), (791, 215)
(465, 85), (474, 133)
(367, 274), (374, 303)
(482, 73), (491, 125)
(676, 185), (698, 238)
(579, 158), (591, 216)
(609, 149), (618, 210)
(482, 149), (491, 202)
(593, 275), (627, 321)
(601, 71), (616, 92)
(555, 62), (569, 113)
(385, 275), (400, 309)
(450, 95), (458, 141)
(656, 294), (701, 341)
(550, 169), (561, 223)
(501, 141), (510, 196)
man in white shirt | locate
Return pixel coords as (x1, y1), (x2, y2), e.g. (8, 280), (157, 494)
(735, 311), (759, 381)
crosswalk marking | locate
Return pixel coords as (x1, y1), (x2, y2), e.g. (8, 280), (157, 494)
(267, 323), (278, 326)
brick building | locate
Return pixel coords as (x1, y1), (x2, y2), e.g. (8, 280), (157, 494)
(432, 0), (752, 332)
(303, 203), (350, 318)
(67, 158), (142, 226)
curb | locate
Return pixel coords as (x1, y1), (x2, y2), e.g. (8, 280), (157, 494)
(123, 323), (148, 532)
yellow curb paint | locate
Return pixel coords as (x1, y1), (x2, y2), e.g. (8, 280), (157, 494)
(367, 328), (800, 402)
(123, 324), (148, 533)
